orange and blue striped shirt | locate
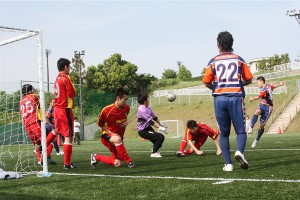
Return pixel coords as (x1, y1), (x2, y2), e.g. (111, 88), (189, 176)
(202, 53), (253, 97)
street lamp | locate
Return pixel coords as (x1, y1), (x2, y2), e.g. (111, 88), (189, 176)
(45, 49), (51, 93)
(286, 9), (300, 26)
(74, 50), (85, 140)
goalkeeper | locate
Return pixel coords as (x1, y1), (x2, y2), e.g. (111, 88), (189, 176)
(176, 120), (222, 157)
(137, 93), (166, 158)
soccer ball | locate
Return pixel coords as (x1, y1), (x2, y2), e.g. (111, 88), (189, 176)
(166, 92), (176, 102)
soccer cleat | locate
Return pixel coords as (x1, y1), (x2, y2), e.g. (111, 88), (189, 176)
(150, 152), (162, 158)
(247, 127), (253, 134)
(56, 151), (64, 155)
(252, 139), (258, 148)
(47, 157), (56, 164)
(223, 164), (233, 172)
(176, 151), (185, 157)
(234, 151), (249, 170)
(127, 161), (136, 168)
(63, 163), (76, 169)
(37, 161), (43, 166)
(91, 154), (98, 167)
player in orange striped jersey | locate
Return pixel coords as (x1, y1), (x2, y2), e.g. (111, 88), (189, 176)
(202, 31), (253, 171)
(176, 120), (221, 157)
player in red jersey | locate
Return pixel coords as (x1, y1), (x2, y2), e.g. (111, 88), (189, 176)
(54, 58), (76, 169)
(91, 87), (136, 168)
(20, 84), (57, 165)
(176, 120), (221, 157)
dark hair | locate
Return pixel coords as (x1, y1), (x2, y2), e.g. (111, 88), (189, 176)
(74, 117), (78, 120)
(115, 87), (129, 99)
(137, 93), (148, 104)
(217, 31), (234, 52)
(22, 84), (34, 96)
(257, 76), (265, 83)
(186, 120), (197, 129)
(57, 58), (71, 72)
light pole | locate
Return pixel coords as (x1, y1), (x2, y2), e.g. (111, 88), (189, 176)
(45, 49), (51, 93)
(74, 50), (85, 140)
(286, 9), (300, 26)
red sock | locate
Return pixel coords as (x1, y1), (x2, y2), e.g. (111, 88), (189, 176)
(35, 147), (42, 162)
(47, 144), (54, 157)
(95, 154), (115, 166)
(115, 142), (132, 163)
(46, 131), (56, 146)
(63, 143), (72, 165)
(185, 148), (194, 155)
(179, 140), (187, 152)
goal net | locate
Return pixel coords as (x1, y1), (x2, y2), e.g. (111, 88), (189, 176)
(158, 120), (185, 138)
(0, 26), (49, 176)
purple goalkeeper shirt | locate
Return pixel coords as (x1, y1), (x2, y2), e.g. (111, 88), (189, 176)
(136, 105), (157, 131)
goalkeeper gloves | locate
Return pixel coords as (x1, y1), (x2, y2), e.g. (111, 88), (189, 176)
(158, 126), (167, 134)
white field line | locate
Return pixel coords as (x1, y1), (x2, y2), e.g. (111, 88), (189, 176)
(51, 172), (300, 183)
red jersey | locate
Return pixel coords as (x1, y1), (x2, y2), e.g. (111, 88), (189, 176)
(183, 123), (218, 141)
(97, 103), (130, 138)
(54, 72), (76, 109)
(20, 93), (41, 127)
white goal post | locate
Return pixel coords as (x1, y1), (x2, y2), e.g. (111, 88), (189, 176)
(0, 26), (49, 176)
(158, 120), (184, 138)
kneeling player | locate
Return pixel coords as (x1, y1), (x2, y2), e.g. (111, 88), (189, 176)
(176, 120), (221, 157)
(91, 88), (135, 168)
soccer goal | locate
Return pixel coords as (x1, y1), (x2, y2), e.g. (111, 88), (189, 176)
(0, 26), (50, 176)
(158, 120), (184, 138)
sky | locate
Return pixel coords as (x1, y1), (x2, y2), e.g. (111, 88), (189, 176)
(0, 0), (300, 87)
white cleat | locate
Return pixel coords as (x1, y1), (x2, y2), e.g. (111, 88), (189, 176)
(247, 127), (253, 134)
(56, 151), (64, 155)
(252, 140), (258, 148)
(223, 164), (233, 172)
(91, 154), (98, 167)
(234, 151), (249, 169)
(150, 152), (162, 158)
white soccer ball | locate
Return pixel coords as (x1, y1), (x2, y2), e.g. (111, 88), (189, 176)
(166, 92), (176, 102)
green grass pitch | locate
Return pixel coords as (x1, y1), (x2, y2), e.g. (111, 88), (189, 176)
(1, 132), (300, 199)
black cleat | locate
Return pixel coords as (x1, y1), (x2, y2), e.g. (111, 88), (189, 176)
(63, 163), (76, 169)
(127, 161), (136, 168)
(47, 157), (56, 164)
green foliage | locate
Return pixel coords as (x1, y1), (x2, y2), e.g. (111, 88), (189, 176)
(178, 64), (192, 81)
(85, 54), (138, 93)
(70, 55), (86, 85)
(257, 53), (291, 72)
(162, 69), (177, 79)
(149, 79), (179, 91)
(134, 73), (157, 94)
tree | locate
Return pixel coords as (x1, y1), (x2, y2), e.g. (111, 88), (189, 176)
(178, 64), (192, 81)
(85, 53), (138, 92)
(162, 69), (177, 79)
(133, 73), (157, 94)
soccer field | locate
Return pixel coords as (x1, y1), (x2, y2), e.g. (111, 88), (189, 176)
(1, 133), (300, 200)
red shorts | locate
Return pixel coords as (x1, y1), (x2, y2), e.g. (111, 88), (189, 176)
(54, 108), (74, 137)
(25, 122), (42, 146)
(100, 133), (123, 160)
(193, 135), (208, 149)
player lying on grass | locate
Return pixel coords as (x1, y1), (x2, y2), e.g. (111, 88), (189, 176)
(20, 84), (57, 166)
(136, 93), (167, 158)
(91, 88), (136, 168)
(176, 120), (222, 157)
(247, 76), (284, 148)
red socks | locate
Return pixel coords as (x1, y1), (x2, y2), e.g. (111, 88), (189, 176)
(179, 140), (187, 152)
(115, 142), (132, 163)
(95, 155), (115, 166)
(63, 143), (72, 165)
(47, 144), (54, 157)
(46, 131), (56, 146)
(35, 147), (42, 162)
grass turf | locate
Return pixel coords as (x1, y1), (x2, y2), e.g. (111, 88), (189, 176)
(1, 132), (300, 199)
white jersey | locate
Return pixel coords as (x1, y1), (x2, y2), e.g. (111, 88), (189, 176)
(74, 121), (81, 132)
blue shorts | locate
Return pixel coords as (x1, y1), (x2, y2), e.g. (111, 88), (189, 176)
(258, 104), (273, 126)
(214, 96), (246, 136)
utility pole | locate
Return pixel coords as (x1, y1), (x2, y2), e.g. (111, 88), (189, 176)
(74, 50), (85, 140)
(45, 49), (51, 93)
(286, 9), (300, 26)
